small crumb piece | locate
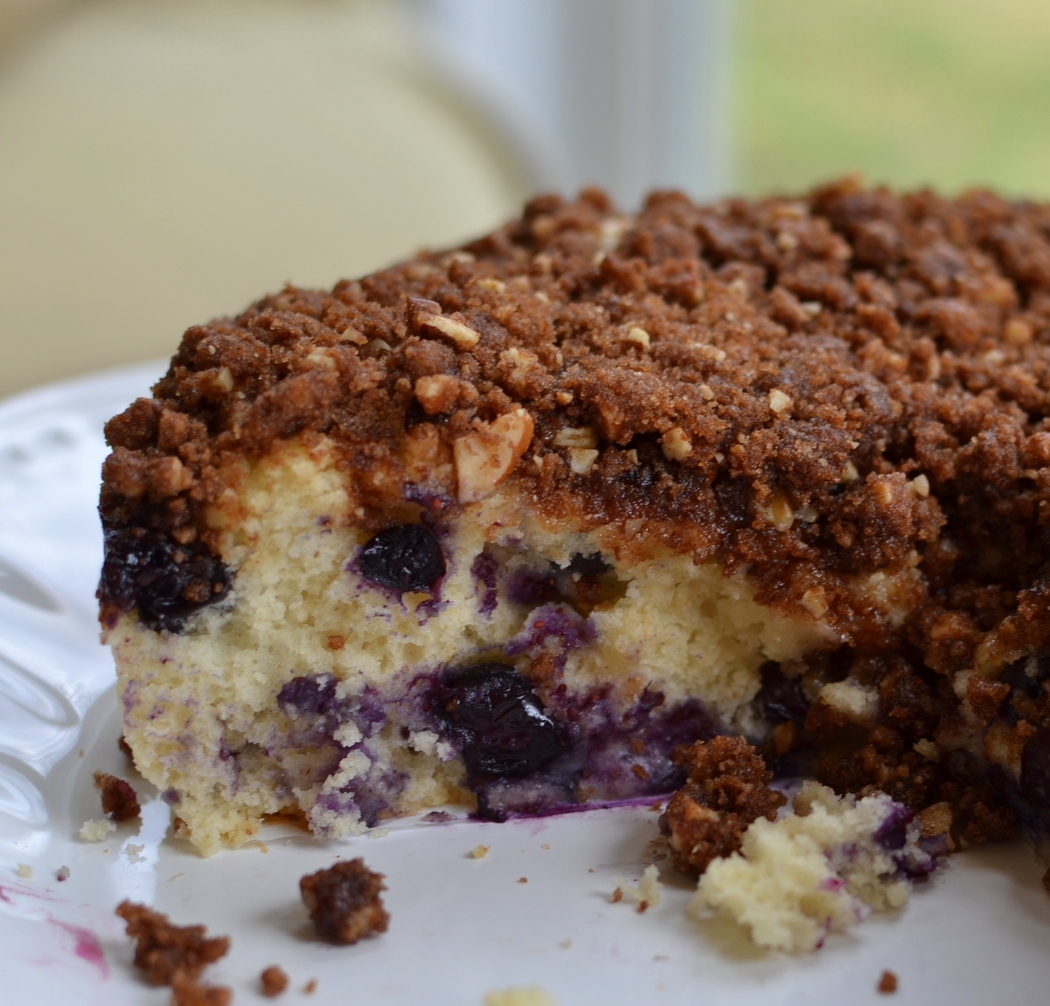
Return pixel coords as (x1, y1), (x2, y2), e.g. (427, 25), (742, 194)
(300, 859), (389, 945)
(559, 938), (572, 949)
(260, 966), (289, 997)
(541, 844), (550, 851)
(517, 877), (528, 884)
(126, 843), (146, 864)
(422, 810), (453, 823)
(483, 987), (561, 1006)
(612, 865), (663, 910)
(303, 979), (317, 994)
(79, 818), (116, 842)
(94, 771), (141, 821)
(878, 970), (898, 994)
(469, 845), (489, 859)
(115, 900), (230, 986)
(659, 736), (786, 877)
(170, 974), (232, 1006)
(55, 865), (70, 882)
(15, 863), (33, 879)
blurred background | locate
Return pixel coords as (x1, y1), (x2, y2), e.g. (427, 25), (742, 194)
(1, 0), (1048, 397)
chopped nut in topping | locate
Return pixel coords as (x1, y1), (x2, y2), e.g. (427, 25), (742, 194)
(911, 474), (930, 497)
(453, 408), (534, 503)
(660, 427), (692, 461)
(568, 448), (599, 475)
(819, 679), (879, 725)
(623, 326), (651, 348)
(768, 389), (792, 414)
(420, 313), (480, 349)
(553, 426), (598, 449)
(338, 326), (367, 345)
(801, 587), (829, 619)
(414, 374), (461, 415)
(761, 490), (795, 531)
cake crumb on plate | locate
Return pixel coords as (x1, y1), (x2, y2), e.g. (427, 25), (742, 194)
(79, 818), (116, 842)
(93, 771), (141, 821)
(115, 900), (230, 986)
(483, 987), (560, 1006)
(300, 859), (389, 945)
(878, 970), (899, 994)
(612, 864), (663, 911)
(260, 965), (289, 997)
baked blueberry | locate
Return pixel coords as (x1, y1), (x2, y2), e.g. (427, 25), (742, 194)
(357, 524), (445, 593)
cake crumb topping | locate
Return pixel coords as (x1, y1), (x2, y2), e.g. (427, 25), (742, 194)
(115, 900), (230, 986)
(94, 771), (141, 821)
(299, 859), (389, 944)
(660, 736), (786, 877)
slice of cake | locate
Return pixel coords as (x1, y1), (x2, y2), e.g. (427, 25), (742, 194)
(99, 179), (1050, 856)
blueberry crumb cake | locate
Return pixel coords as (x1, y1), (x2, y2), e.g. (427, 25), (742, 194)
(100, 178), (1050, 878)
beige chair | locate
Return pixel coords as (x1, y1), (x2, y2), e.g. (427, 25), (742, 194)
(0, 0), (539, 397)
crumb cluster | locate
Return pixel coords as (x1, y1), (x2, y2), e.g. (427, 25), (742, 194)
(660, 736), (786, 877)
(115, 900), (230, 1001)
(299, 859), (389, 944)
(94, 771), (141, 821)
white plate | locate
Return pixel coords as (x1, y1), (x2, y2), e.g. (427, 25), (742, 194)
(0, 365), (1048, 1005)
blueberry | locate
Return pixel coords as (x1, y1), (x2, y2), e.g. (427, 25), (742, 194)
(1020, 727), (1050, 826)
(566, 552), (611, 576)
(434, 663), (569, 779)
(1001, 655), (1050, 698)
(278, 675), (338, 716)
(755, 662), (809, 724)
(357, 524), (445, 593)
(99, 520), (230, 633)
